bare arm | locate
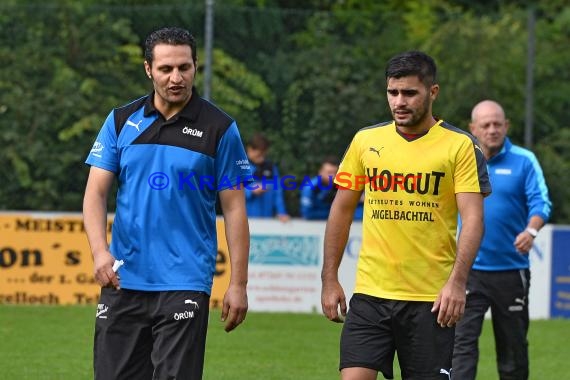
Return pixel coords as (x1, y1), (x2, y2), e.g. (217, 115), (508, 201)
(219, 188), (250, 332)
(432, 192), (484, 327)
(321, 188), (362, 322)
(82, 166), (118, 288)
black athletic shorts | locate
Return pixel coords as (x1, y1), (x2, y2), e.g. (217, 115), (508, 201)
(340, 293), (454, 380)
(94, 288), (210, 380)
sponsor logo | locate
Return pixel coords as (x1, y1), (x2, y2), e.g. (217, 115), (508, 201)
(475, 144), (483, 154)
(182, 126), (203, 137)
(249, 235), (320, 266)
(173, 299), (200, 321)
(440, 368), (452, 379)
(509, 296), (526, 311)
(90, 141), (104, 158)
(336, 169), (446, 194)
(496, 168), (512, 175)
(236, 159), (251, 170)
(126, 119), (143, 132)
(96, 303), (109, 319)
(173, 310), (195, 320)
(184, 299), (200, 309)
(369, 146), (384, 157)
(371, 209), (435, 222)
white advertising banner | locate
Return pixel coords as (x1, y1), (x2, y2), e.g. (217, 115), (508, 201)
(528, 224), (552, 319)
(247, 219), (324, 312)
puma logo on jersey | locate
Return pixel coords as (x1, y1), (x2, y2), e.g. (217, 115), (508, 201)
(126, 119), (143, 132)
(369, 147), (383, 157)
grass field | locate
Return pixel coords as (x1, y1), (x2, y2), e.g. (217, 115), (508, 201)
(0, 305), (569, 379)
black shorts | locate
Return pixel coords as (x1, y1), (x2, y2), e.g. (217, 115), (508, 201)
(340, 293), (454, 380)
(94, 288), (210, 380)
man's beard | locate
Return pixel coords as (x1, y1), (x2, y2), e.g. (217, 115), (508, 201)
(394, 97), (430, 128)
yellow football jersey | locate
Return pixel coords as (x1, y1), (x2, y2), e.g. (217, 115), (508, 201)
(336, 120), (490, 301)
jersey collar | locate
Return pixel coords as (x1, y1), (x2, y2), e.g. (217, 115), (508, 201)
(142, 86), (203, 123)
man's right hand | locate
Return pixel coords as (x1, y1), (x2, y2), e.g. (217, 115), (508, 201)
(321, 279), (347, 323)
(93, 250), (120, 289)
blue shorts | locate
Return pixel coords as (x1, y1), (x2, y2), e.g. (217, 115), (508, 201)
(340, 293), (454, 380)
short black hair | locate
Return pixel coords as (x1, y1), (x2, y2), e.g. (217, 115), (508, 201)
(321, 155), (340, 167)
(385, 50), (437, 87)
(144, 27), (197, 65)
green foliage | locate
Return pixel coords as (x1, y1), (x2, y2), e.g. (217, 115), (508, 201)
(424, 9), (528, 134)
(195, 48), (274, 139)
(534, 129), (570, 224)
(0, 3), (144, 210)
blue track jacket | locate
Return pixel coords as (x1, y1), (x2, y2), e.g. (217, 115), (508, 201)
(245, 163), (288, 217)
(468, 138), (551, 271)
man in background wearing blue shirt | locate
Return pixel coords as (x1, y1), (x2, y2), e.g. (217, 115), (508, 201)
(300, 156), (340, 220)
(245, 133), (290, 222)
(452, 100), (552, 380)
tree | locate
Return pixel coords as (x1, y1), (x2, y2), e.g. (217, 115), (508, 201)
(0, 3), (145, 210)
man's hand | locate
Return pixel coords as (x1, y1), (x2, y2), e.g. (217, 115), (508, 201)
(514, 230), (534, 254)
(431, 279), (466, 328)
(221, 283), (248, 332)
(321, 279), (347, 323)
(93, 250), (120, 289)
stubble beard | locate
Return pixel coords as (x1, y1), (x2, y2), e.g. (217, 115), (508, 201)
(393, 97), (431, 129)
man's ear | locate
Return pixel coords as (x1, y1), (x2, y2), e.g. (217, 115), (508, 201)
(144, 61), (152, 78)
(430, 84), (439, 101)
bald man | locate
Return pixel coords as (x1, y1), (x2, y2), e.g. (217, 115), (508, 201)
(452, 100), (552, 380)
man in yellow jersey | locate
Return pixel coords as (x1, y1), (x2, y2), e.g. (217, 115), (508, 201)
(321, 50), (491, 380)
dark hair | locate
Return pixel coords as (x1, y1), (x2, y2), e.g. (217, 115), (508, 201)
(247, 133), (271, 151)
(321, 155), (340, 167)
(385, 50), (437, 87)
(144, 27), (197, 65)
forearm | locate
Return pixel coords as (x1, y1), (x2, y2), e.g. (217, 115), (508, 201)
(83, 188), (110, 256)
(526, 215), (545, 231)
(223, 201), (250, 287)
(322, 197), (355, 282)
(451, 217), (483, 285)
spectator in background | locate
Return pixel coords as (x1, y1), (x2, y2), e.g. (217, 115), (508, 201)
(452, 100), (552, 380)
(245, 133), (290, 222)
(300, 156), (340, 220)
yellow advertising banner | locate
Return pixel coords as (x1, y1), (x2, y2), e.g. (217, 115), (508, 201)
(0, 213), (231, 307)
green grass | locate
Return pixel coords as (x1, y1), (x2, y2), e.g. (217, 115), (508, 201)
(0, 305), (569, 379)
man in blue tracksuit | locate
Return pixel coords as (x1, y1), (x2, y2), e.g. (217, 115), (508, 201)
(244, 133), (290, 222)
(452, 100), (552, 380)
(300, 156), (339, 220)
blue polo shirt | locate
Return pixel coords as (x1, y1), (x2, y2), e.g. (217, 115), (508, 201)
(85, 89), (252, 293)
